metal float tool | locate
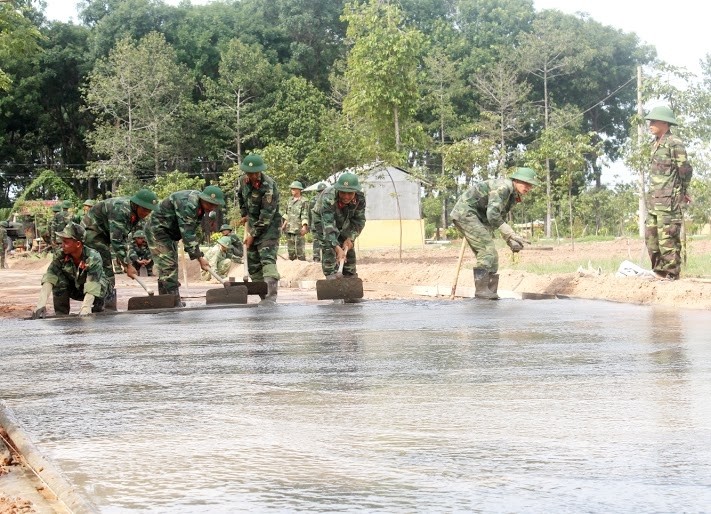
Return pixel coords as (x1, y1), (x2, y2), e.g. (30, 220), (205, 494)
(206, 269), (248, 304)
(316, 258), (364, 300)
(127, 276), (179, 310)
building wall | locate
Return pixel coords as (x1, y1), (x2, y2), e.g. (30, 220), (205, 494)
(357, 219), (425, 249)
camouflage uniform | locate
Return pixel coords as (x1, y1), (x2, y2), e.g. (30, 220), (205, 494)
(50, 207), (71, 246)
(128, 234), (153, 276)
(82, 197), (145, 287)
(645, 132), (692, 279)
(311, 186), (366, 277)
(201, 241), (231, 280)
(449, 178), (519, 273)
(220, 226), (243, 263)
(309, 195), (322, 262)
(42, 244), (108, 315)
(283, 195), (310, 260)
(0, 222), (7, 269)
(144, 190), (209, 294)
(237, 172), (281, 281)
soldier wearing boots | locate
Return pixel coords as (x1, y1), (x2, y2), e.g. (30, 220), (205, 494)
(144, 185), (225, 303)
(281, 180), (310, 260)
(309, 182), (327, 262)
(82, 189), (159, 310)
(450, 167), (539, 300)
(311, 173), (366, 279)
(237, 154), (281, 304)
(31, 222), (108, 318)
(644, 105), (693, 280)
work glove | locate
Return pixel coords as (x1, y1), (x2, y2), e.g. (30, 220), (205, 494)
(32, 282), (53, 319)
(79, 293), (95, 316)
(499, 222), (529, 252)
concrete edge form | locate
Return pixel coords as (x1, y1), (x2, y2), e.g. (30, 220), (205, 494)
(0, 401), (98, 514)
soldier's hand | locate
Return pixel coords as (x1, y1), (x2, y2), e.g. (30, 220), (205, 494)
(125, 264), (138, 279)
(31, 307), (46, 320)
(299, 225), (308, 236)
(507, 239), (524, 253)
(244, 234), (254, 249)
(342, 238), (353, 252)
(198, 256), (211, 271)
(239, 216), (248, 226)
(78, 304), (92, 316)
(335, 245), (346, 263)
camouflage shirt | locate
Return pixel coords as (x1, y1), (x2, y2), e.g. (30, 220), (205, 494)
(450, 178), (519, 229)
(283, 196), (310, 234)
(148, 190), (207, 260)
(237, 172), (281, 241)
(50, 211), (71, 241)
(647, 131), (693, 213)
(128, 240), (152, 263)
(42, 245), (106, 298)
(311, 186), (366, 248)
(205, 243), (229, 270)
(82, 197), (143, 265)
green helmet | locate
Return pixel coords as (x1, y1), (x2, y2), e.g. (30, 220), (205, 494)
(0, 220), (8, 228)
(645, 105), (678, 125)
(335, 172), (362, 193)
(61, 200), (73, 209)
(510, 167), (541, 186)
(240, 154), (267, 173)
(51, 204), (62, 212)
(220, 224), (232, 232)
(199, 185), (225, 206)
(217, 236), (232, 247)
(83, 199), (96, 208)
(56, 222), (85, 242)
(131, 188), (159, 210)
(133, 230), (146, 239)
(289, 180), (304, 189)
(316, 182), (327, 191)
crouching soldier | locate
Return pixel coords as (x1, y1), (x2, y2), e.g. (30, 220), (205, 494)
(31, 222), (108, 318)
(128, 230), (154, 276)
(201, 236), (233, 281)
(311, 172), (366, 279)
(219, 224), (243, 264)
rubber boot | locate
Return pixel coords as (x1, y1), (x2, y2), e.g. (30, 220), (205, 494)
(104, 287), (117, 311)
(52, 291), (71, 315)
(260, 278), (278, 305)
(488, 273), (500, 300)
(473, 268), (497, 300)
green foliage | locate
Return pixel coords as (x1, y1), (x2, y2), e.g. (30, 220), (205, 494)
(12, 170), (76, 208)
(421, 195), (442, 226)
(152, 170), (205, 200)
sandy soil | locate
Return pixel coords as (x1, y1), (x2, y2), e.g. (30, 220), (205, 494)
(1, 237), (710, 319)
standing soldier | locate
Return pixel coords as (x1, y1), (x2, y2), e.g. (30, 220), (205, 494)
(450, 167), (539, 300)
(30, 222), (108, 318)
(237, 154), (281, 303)
(144, 185), (225, 302)
(281, 180), (310, 261)
(311, 173), (366, 279)
(644, 106), (693, 280)
(309, 183), (327, 262)
(219, 223), (243, 264)
(82, 189), (159, 310)
(128, 230), (154, 276)
(0, 220), (8, 269)
(201, 236), (233, 281)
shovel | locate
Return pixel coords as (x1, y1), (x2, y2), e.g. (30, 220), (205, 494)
(127, 276), (180, 310)
(316, 259), (364, 301)
(205, 269), (248, 304)
(223, 247), (268, 297)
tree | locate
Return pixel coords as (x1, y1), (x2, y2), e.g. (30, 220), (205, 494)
(0, 0), (42, 91)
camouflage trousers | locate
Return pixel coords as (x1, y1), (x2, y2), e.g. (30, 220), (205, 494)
(645, 210), (682, 278)
(144, 227), (183, 294)
(320, 243), (357, 277)
(452, 218), (498, 272)
(83, 231), (117, 289)
(312, 237), (321, 262)
(200, 256), (231, 281)
(285, 232), (306, 260)
(52, 276), (108, 315)
(246, 238), (280, 281)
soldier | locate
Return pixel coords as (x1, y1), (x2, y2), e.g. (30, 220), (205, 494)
(309, 182), (327, 262)
(237, 154), (281, 303)
(201, 236), (233, 281)
(0, 220), (8, 269)
(450, 167), (539, 300)
(73, 199), (95, 223)
(644, 106), (693, 280)
(82, 189), (159, 310)
(311, 173), (366, 279)
(49, 200), (72, 248)
(128, 230), (153, 276)
(30, 222), (108, 318)
(281, 180), (310, 261)
(144, 185), (225, 302)
(219, 223), (243, 264)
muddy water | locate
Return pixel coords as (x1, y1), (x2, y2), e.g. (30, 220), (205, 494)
(2, 299), (711, 512)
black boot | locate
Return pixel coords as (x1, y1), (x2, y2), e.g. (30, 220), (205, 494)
(488, 273), (500, 300)
(104, 287), (117, 311)
(52, 291), (71, 315)
(260, 277), (278, 305)
(473, 268), (497, 300)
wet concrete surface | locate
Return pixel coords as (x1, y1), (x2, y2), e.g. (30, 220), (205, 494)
(1, 299), (711, 512)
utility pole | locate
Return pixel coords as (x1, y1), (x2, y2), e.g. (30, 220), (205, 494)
(637, 66), (647, 238)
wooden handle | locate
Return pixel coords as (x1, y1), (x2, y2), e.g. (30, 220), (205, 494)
(134, 276), (154, 296)
(208, 268), (228, 286)
(449, 238), (467, 300)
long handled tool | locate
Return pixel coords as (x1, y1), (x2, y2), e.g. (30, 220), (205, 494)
(127, 276), (179, 310)
(316, 257), (364, 300)
(206, 268), (248, 304)
(449, 238), (467, 300)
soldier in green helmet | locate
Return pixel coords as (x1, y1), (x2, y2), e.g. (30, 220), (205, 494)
(644, 105), (693, 280)
(201, 236), (233, 281)
(128, 230), (153, 276)
(73, 199), (96, 223)
(311, 172), (366, 279)
(309, 182), (327, 262)
(144, 185), (225, 302)
(450, 167), (539, 300)
(281, 180), (310, 261)
(219, 223), (243, 263)
(82, 188), (159, 310)
(237, 154), (281, 304)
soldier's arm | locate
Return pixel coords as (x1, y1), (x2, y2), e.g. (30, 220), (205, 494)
(343, 193), (366, 241)
(82, 250), (104, 298)
(485, 185), (509, 229)
(251, 182), (279, 238)
(108, 209), (130, 265)
(672, 141), (693, 195)
(320, 196), (341, 249)
(177, 203), (203, 260)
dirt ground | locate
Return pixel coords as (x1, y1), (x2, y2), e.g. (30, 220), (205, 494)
(1, 237), (711, 319)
